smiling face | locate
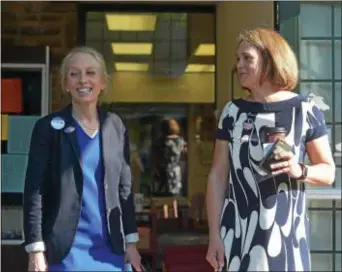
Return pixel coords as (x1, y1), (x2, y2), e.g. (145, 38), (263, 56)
(236, 41), (265, 91)
(65, 52), (105, 105)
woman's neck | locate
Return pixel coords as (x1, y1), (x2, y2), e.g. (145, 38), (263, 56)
(247, 83), (294, 103)
(71, 102), (98, 122)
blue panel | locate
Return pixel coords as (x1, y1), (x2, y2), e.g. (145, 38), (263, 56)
(1, 154), (28, 193)
(7, 115), (40, 154)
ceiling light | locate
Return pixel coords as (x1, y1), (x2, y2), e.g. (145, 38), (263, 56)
(114, 62), (149, 72)
(185, 64), (215, 73)
(106, 14), (157, 31)
(194, 43), (215, 56)
(111, 43), (153, 55)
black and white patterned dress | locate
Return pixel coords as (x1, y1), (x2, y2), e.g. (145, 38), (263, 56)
(216, 95), (327, 271)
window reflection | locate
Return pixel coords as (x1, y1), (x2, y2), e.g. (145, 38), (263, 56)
(152, 118), (187, 196)
(86, 10), (216, 199)
(101, 103), (189, 197)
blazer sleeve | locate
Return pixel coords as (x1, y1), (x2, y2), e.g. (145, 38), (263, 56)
(23, 119), (52, 248)
(119, 127), (139, 242)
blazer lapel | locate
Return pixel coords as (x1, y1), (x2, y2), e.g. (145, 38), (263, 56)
(99, 108), (118, 209)
(60, 104), (81, 167)
(99, 108), (109, 180)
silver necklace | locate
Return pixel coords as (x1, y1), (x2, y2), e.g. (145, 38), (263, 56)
(72, 112), (99, 131)
(78, 120), (99, 131)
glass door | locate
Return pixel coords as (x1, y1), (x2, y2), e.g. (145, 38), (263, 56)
(83, 7), (216, 202)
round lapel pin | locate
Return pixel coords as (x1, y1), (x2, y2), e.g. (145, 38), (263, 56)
(50, 117), (65, 130)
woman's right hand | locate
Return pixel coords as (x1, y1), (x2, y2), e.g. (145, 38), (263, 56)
(206, 235), (225, 271)
(28, 252), (48, 271)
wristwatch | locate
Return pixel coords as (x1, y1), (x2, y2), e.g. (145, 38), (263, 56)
(298, 163), (308, 180)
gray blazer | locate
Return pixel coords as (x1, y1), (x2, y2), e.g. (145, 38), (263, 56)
(23, 104), (138, 264)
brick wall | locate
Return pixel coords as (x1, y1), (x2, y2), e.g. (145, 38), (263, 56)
(1, 1), (78, 111)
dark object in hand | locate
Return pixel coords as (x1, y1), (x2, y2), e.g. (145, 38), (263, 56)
(259, 138), (293, 174)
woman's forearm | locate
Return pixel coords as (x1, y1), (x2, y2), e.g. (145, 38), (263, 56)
(206, 171), (228, 238)
(305, 163), (335, 185)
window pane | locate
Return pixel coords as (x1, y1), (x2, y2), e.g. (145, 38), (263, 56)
(155, 22), (171, 41)
(300, 3), (332, 37)
(336, 254), (341, 272)
(155, 42), (170, 60)
(86, 21), (103, 40)
(336, 83), (342, 123)
(137, 31), (154, 41)
(335, 40), (342, 80)
(300, 40), (332, 80)
(337, 200), (341, 208)
(328, 124), (333, 144)
(300, 82), (333, 122)
(308, 200), (342, 209)
(336, 211), (341, 251)
(335, 167), (341, 188)
(309, 199), (333, 208)
(171, 21), (187, 40)
(335, 125), (341, 152)
(335, 125), (342, 166)
(84, 41), (103, 55)
(309, 211), (333, 250)
(311, 254), (333, 271)
(334, 3), (342, 37)
(172, 42), (187, 60)
(335, 151), (341, 167)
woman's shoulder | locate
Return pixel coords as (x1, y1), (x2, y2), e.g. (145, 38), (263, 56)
(231, 93), (309, 113)
(33, 109), (67, 130)
(101, 110), (128, 136)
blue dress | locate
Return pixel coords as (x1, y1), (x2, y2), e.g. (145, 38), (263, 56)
(49, 120), (130, 271)
(216, 95), (327, 271)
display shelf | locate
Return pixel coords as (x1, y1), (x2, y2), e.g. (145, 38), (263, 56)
(1, 46), (51, 204)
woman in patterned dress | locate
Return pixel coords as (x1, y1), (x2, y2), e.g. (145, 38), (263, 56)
(205, 28), (336, 271)
(154, 118), (186, 196)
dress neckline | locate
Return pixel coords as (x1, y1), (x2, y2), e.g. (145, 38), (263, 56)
(233, 94), (307, 112)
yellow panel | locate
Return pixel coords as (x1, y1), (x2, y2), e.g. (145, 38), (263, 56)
(216, 1), (274, 109)
(101, 72), (215, 103)
(106, 14), (156, 31)
(111, 43), (153, 55)
(185, 64), (215, 73)
(114, 62), (149, 72)
(1, 114), (8, 141)
(194, 43), (215, 56)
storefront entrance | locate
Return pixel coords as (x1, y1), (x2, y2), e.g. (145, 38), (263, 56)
(81, 5), (217, 205)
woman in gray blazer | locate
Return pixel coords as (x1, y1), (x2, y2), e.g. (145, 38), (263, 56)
(23, 46), (142, 271)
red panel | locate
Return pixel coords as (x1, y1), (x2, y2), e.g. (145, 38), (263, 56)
(1, 79), (23, 113)
(163, 245), (212, 272)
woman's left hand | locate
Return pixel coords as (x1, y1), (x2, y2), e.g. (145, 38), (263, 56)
(125, 243), (142, 271)
(270, 149), (302, 179)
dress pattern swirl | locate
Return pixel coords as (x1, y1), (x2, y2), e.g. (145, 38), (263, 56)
(216, 95), (327, 271)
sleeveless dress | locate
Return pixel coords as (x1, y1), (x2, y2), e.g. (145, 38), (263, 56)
(49, 120), (131, 271)
(216, 95), (327, 271)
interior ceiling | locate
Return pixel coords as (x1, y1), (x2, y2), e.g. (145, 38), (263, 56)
(85, 12), (215, 76)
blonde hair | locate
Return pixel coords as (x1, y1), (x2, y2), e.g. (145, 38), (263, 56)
(237, 28), (298, 91)
(59, 46), (109, 92)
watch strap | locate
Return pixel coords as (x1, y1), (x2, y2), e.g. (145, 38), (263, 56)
(298, 163), (308, 180)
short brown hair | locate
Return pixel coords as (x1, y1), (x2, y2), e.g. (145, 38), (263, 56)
(237, 28), (298, 91)
(162, 118), (180, 135)
(168, 119), (180, 135)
